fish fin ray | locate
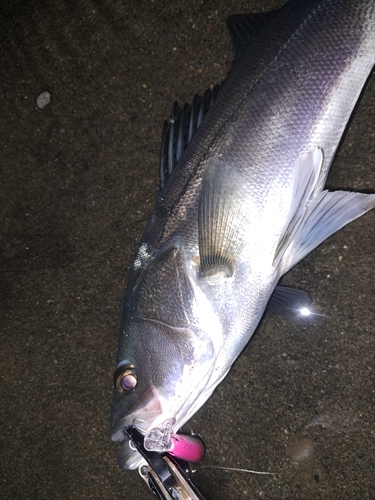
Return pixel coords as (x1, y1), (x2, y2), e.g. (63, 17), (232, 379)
(279, 190), (375, 274)
(267, 286), (313, 322)
(159, 84), (224, 190)
(199, 158), (247, 277)
(273, 148), (323, 267)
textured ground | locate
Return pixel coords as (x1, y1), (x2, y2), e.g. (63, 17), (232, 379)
(1, 1), (374, 499)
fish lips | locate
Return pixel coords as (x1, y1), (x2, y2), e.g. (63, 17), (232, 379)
(109, 385), (165, 470)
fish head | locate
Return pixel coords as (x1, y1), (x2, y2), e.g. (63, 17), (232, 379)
(109, 245), (221, 469)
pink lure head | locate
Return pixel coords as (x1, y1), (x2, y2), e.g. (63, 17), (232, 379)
(167, 433), (205, 463)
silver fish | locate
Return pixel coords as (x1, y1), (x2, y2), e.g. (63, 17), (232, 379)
(110, 0), (375, 471)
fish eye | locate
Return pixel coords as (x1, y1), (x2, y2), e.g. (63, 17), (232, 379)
(113, 365), (137, 392)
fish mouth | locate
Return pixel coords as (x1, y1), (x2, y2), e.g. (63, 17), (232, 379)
(109, 385), (165, 443)
(109, 385), (166, 470)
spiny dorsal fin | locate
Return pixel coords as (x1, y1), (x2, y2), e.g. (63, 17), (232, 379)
(159, 83), (224, 190)
(226, 11), (280, 58)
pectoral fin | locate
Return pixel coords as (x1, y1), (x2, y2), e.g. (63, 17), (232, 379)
(198, 158), (247, 278)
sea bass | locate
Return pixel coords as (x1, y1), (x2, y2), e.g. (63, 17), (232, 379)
(110, 0), (375, 470)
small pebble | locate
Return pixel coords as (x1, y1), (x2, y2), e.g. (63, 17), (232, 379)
(36, 91), (51, 109)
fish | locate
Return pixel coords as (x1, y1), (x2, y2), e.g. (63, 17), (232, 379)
(109, 0), (375, 471)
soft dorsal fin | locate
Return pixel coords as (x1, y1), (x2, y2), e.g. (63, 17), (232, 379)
(226, 11), (280, 58)
(159, 83), (224, 190)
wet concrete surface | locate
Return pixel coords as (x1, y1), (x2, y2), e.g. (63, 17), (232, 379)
(1, 1), (374, 499)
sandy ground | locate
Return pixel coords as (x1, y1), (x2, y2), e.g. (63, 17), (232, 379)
(1, 1), (374, 499)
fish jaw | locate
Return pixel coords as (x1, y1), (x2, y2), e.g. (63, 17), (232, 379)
(109, 357), (219, 470)
(109, 385), (167, 470)
(109, 385), (165, 443)
(109, 361), (229, 470)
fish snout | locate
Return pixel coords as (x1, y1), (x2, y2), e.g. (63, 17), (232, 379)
(109, 385), (165, 470)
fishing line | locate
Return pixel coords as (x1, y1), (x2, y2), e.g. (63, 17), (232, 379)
(197, 465), (278, 475)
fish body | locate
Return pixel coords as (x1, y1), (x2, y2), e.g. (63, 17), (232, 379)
(110, 0), (375, 470)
